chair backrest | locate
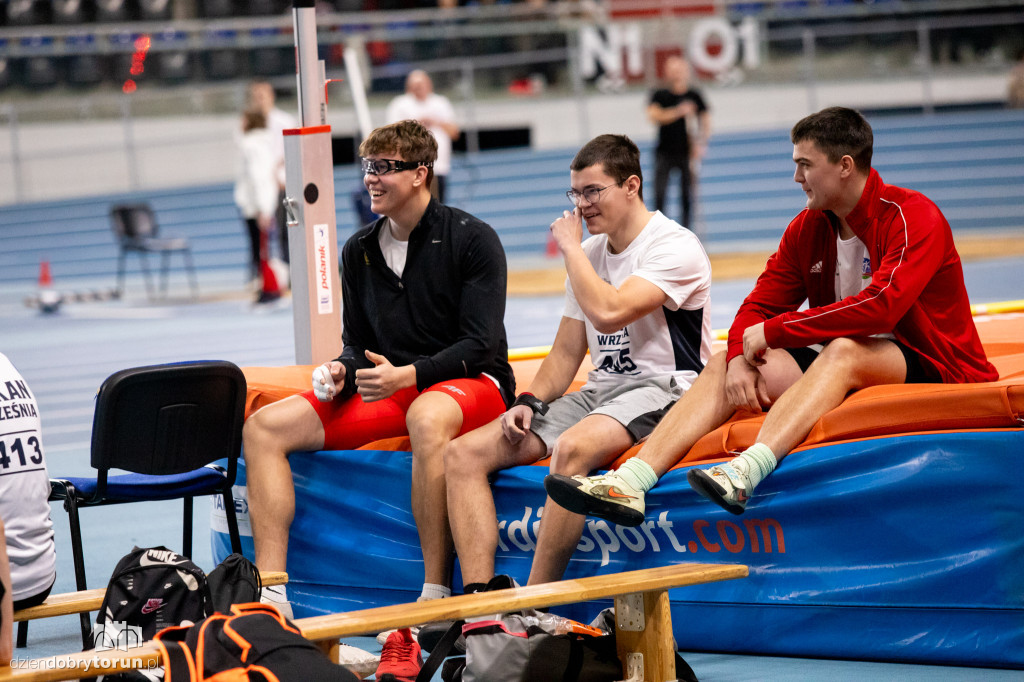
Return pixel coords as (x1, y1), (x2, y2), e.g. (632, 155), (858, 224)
(110, 203), (159, 242)
(90, 361), (246, 482)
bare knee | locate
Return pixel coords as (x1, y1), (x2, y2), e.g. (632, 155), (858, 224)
(444, 432), (497, 479)
(406, 395), (461, 456)
(242, 409), (277, 464)
(242, 399), (316, 466)
(814, 337), (868, 379)
(703, 350), (729, 384)
(548, 435), (592, 476)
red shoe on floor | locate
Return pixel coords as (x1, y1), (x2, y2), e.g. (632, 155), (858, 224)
(375, 627), (422, 682)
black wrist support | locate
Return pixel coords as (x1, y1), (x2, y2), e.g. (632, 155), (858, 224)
(512, 392), (549, 416)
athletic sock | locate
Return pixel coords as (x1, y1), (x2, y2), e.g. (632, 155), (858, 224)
(462, 582), (487, 595)
(616, 457), (659, 493)
(418, 583), (451, 602)
(732, 443), (778, 491)
(261, 583), (288, 603)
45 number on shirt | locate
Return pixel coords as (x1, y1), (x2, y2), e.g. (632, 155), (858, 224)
(598, 348), (639, 375)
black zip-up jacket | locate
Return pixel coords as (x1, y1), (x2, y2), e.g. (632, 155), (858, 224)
(333, 199), (515, 405)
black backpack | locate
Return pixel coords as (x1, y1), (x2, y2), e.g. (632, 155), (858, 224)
(93, 546), (214, 652)
(207, 552), (262, 615)
(93, 547), (262, 650)
(155, 602), (359, 682)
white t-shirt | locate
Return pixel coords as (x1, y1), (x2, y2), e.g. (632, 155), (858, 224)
(835, 233), (895, 340)
(0, 352), (56, 601)
(378, 222), (409, 278)
(385, 93), (456, 176)
(564, 211), (713, 391)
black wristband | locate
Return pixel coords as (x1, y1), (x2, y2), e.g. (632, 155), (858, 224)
(512, 392), (549, 416)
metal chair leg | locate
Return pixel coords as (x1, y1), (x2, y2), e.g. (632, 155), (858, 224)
(16, 621), (28, 648)
(56, 484), (93, 647)
(183, 247), (200, 300)
(222, 488), (242, 554)
(137, 252), (154, 300)
(183, 496), (193, 559)
(116, 250), (127, 296)
(160, 251), (171, 298)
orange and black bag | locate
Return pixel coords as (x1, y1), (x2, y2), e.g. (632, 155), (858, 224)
(154, 603), (358, 682)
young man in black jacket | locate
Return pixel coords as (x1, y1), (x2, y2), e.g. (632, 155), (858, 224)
(243, 121), (514, 641)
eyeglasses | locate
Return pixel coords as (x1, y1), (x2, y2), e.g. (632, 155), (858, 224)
(565, 184), (616, 206)
(360, 157), (433, 176)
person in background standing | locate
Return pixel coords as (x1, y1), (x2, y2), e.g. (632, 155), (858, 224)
(234, 107), (281, 304)
(247, 81), (298, 264)
(647, 55), (711, 230)
(386, 70), (460, 203)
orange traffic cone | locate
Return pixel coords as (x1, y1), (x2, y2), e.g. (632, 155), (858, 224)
(256, 232), (281, 304)
(39, 260), (53, 288)
(37, 260), (62, 313)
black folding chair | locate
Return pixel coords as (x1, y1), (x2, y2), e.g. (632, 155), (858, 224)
(110, 203), (199, 300)
(49, 360), (245, 645)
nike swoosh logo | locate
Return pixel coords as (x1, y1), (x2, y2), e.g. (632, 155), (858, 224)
(432, 239), (442, 243)
(606, 487), (636, 500)
(139, 555), (189, 567)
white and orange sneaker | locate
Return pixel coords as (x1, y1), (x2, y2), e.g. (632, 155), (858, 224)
(687, 463), (751, 515)
(544, 472), (646, 527)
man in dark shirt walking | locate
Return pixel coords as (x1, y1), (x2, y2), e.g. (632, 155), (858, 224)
(648, 55), (711, 230)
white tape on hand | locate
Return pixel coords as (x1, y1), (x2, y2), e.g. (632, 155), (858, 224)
(312, 364), (336, 402)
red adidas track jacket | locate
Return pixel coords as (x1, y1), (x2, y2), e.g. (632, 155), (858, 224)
(727, 169), (998, 384)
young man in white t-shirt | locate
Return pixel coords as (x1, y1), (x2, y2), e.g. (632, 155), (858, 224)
(444, 134), (713, 591)
(545, 107), (995, 524)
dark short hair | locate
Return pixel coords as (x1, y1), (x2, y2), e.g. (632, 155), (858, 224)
(570, 134), (644, 200)
(359, 120), (437, 184)
(791, 107), (873, 172)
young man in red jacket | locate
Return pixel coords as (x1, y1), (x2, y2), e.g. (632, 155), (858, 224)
(546, 106), (998, 522)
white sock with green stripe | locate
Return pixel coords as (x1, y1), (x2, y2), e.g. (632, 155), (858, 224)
(730, 443), (778, 491)
(615, 458), (659, 493)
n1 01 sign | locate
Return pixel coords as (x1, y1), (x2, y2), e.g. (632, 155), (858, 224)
(580, 17), (760, 82)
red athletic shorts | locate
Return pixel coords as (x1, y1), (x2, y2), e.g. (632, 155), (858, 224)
(299, 376), (506, 450)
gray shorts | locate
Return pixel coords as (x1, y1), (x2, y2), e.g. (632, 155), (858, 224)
(529, 376), (683, 453)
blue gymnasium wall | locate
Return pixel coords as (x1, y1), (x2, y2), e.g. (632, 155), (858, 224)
(213, 429), (1024, 669)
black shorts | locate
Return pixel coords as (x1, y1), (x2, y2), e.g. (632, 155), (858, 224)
(783, 340), (940, 384)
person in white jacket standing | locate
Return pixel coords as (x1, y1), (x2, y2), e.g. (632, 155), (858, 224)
(234, 107), (282, 304)
(386, 70), (459, 203)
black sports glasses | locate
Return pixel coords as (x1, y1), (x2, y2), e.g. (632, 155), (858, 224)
(360, 157), (433, 176)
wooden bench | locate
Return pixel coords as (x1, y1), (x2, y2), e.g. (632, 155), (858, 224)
(0, 563), (746, 681)
(12, 571), (289, 649)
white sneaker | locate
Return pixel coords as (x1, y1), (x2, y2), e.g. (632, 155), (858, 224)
(336, 643), (380, 679)
(687, 462), (751, 515)
(260, 584), (294, 620)
(543, 471), (646, 527)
